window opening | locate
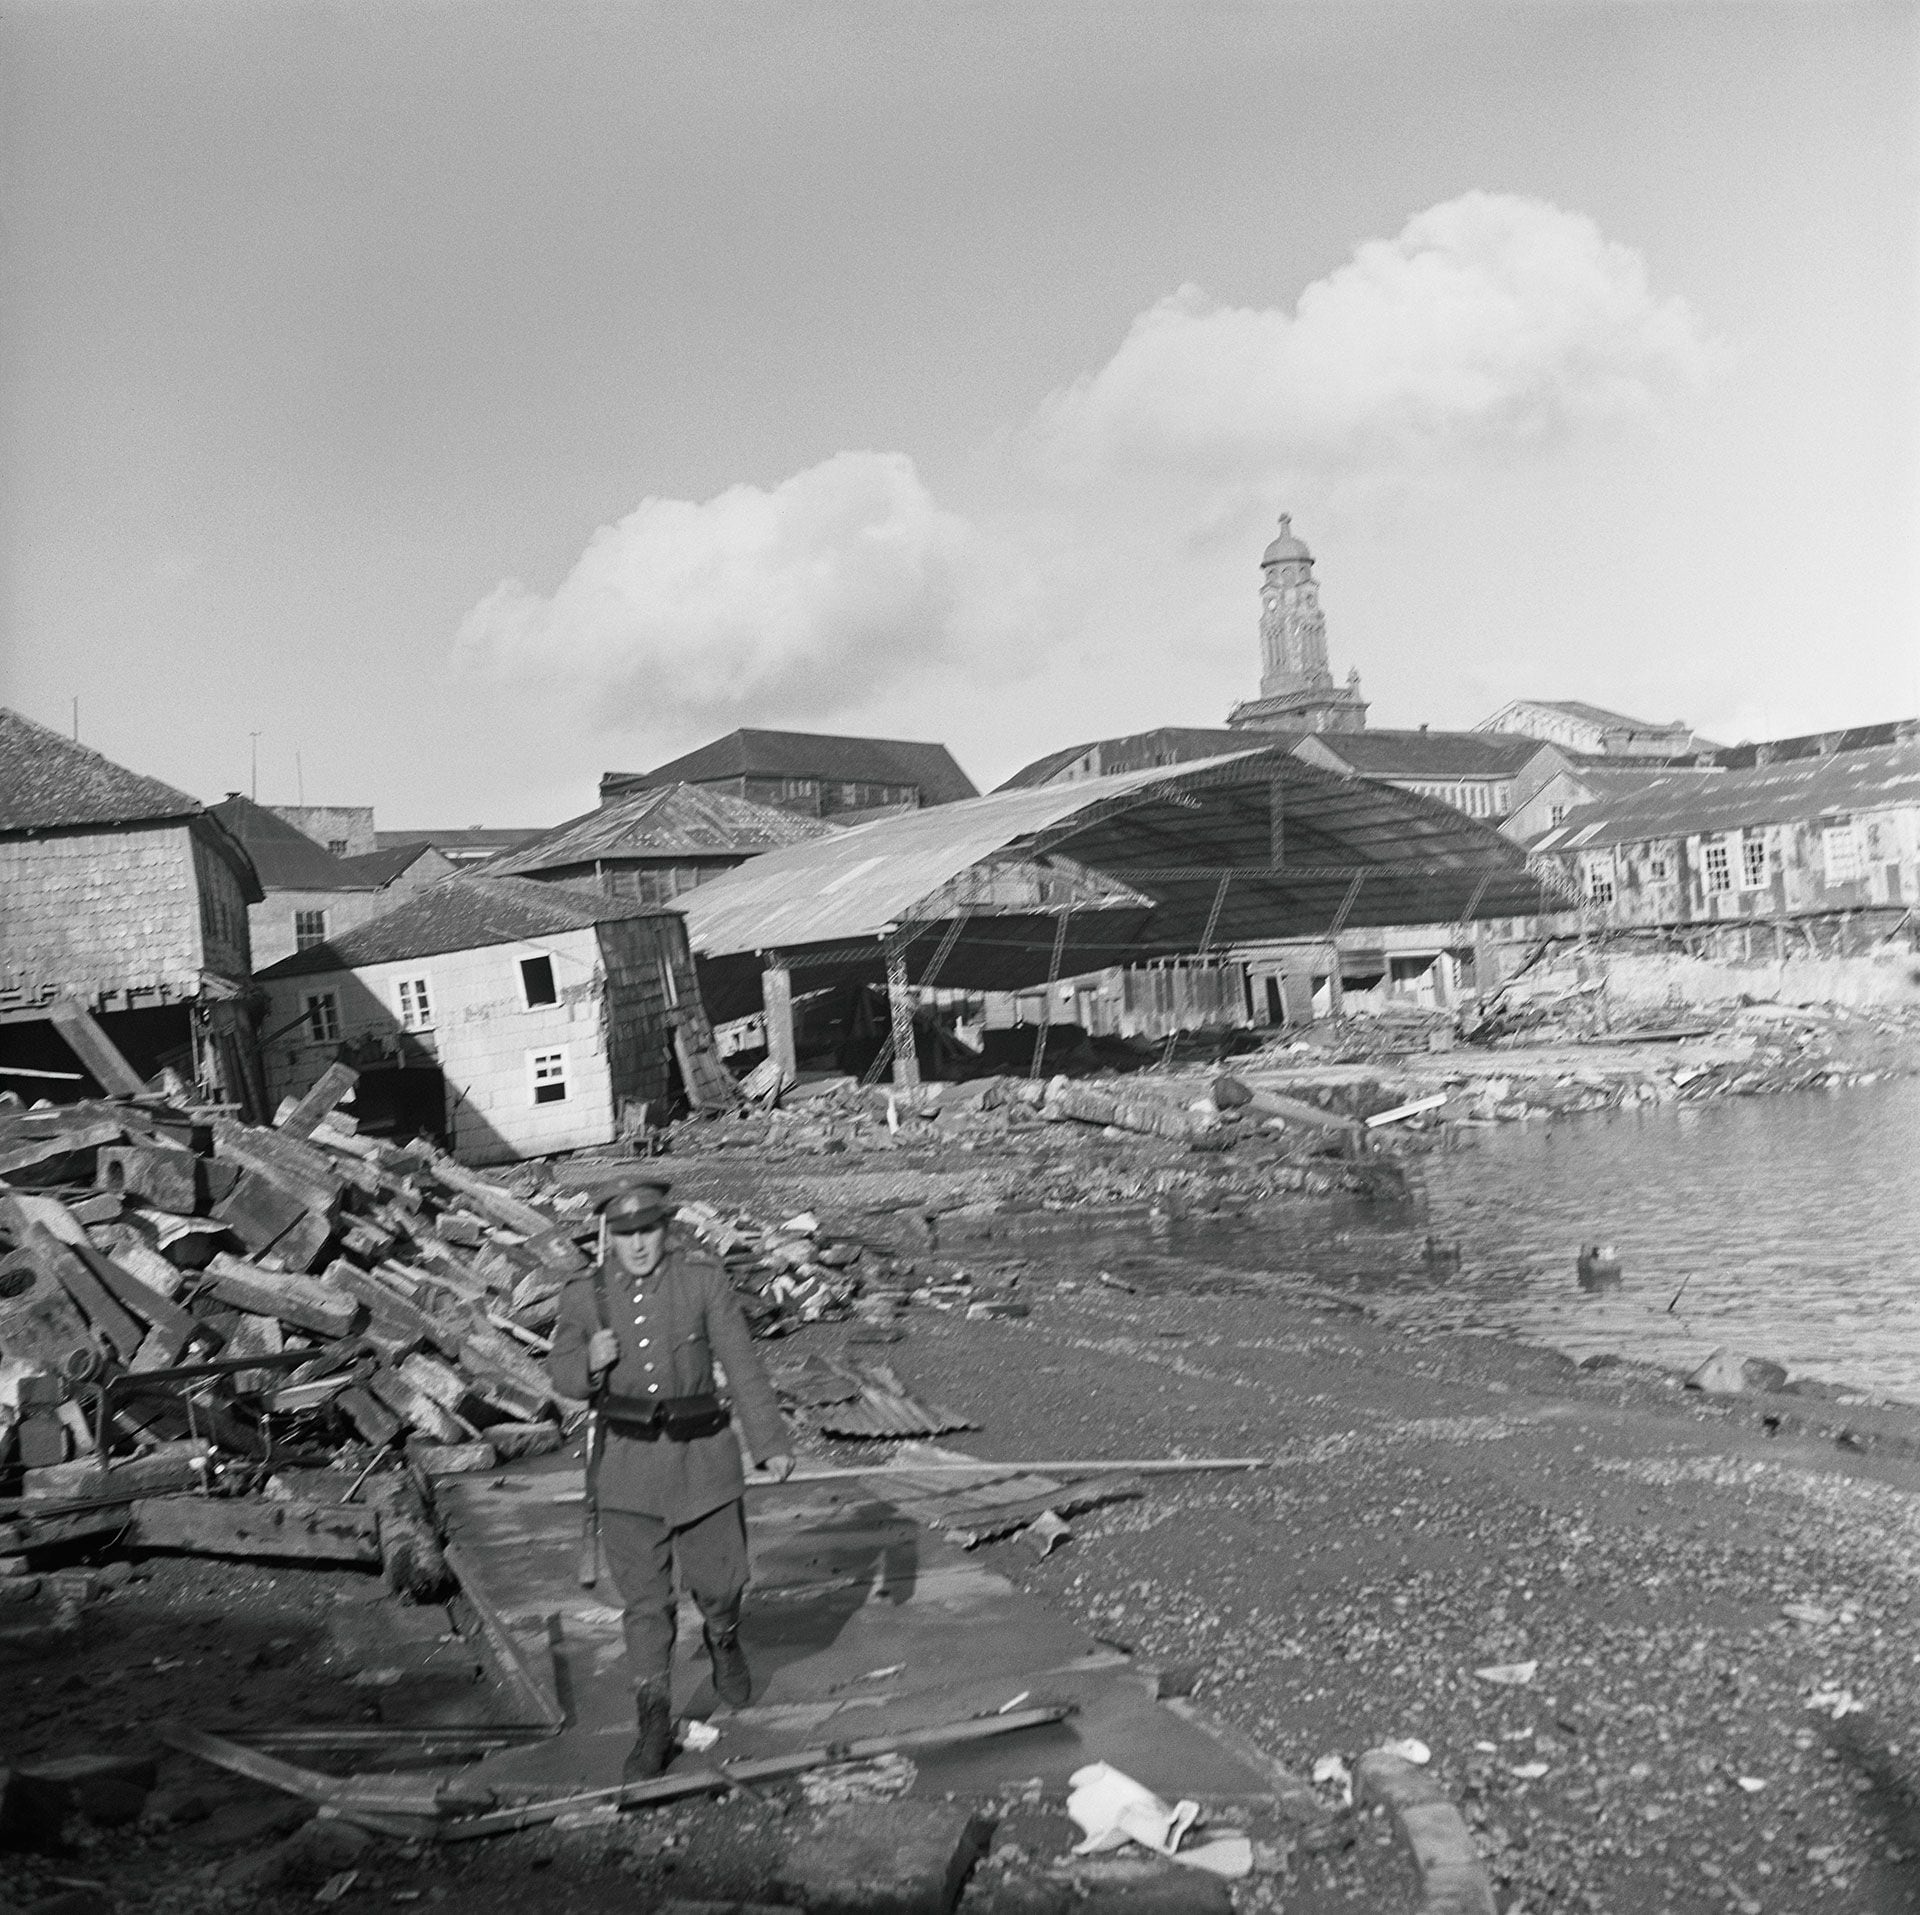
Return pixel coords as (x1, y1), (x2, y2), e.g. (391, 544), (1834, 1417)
(397, 976), (434, 1030)
(520, 954), (557, 1007)
(305, 994), (339, 1043)
(294, 909), (328, 950)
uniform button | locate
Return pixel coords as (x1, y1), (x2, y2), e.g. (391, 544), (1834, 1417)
(646, 1384), (658, 1394)
(637, 1338), (650, 1348)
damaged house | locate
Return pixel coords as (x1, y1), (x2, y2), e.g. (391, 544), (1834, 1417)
(0, 706), (266, 1112)
(207, 793), (391, 969)
(1529, 740), (1920, 942)
(252, 873), (729, 1163)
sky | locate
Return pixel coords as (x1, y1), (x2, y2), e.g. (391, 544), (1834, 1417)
(2, 1), (1915, 829)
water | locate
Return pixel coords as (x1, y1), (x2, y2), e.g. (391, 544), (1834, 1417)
(1029, 1077), (1920, 1402)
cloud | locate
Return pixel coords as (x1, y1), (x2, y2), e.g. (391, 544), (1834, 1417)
(456, 450), (1030, 731)
(1030, 191), (1718, 487)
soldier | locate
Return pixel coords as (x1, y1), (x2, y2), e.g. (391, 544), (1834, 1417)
(549, 1180), (794, 1780)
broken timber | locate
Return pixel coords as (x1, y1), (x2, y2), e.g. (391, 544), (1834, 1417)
(129, 1494), (381, 1565)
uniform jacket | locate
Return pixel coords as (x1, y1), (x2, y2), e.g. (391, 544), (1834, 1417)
(548, 1238), (788, 1527)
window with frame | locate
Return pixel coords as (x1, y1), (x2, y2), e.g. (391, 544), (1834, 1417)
(294, 909), (328, 950)
(1740, 834), (1769, 890)
(304, 993), (339, 1043)
(326, 839), (349, 857)
(396, 975), (434, 1030)
(1703, 839), (1733, 894)
(1646, 845), (1670, 881)
(1549, 803), (1568, 828)
(1586, 858), (1615, 906)
(530, 1047), (568, 1105)
(520, 954), (558, 1007)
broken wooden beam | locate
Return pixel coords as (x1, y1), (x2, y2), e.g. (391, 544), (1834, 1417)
(49, 998), (147, 1098)
(442, 1542), (566, 1734)
(276, 1062), (360, 1140)
(204, 1252), (361, 1339)
(129, 1494), (382, 1565)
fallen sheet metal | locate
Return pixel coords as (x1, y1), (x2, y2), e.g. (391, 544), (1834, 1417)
(430, 1448), (1310, 1819)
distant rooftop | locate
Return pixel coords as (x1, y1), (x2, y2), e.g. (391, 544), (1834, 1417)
(1531, 741), (1920, 854)
(996, 729), (1250, 792)
(208, 793), (374, 892)
(604, 728), (978, 807)
(483, 782), (838, 877)
(1308, 729), (1546, 778)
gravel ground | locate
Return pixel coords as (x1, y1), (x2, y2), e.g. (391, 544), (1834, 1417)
(853, 1281), (1920, 1913)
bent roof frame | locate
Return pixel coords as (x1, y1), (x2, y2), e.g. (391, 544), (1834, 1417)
(681, 748), (1551, 1019)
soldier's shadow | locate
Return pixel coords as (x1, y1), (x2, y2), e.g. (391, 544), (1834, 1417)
(730, 1495), (922, 1697)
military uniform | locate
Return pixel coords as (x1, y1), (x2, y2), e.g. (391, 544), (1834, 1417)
(548, 1199), (789, 1707)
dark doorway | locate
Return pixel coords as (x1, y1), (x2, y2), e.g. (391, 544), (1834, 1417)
(345, 1066), (448, 1146)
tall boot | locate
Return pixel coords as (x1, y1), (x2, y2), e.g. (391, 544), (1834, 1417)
(704, 1610), (752, 1709)
(624, 1678), (674, 1783)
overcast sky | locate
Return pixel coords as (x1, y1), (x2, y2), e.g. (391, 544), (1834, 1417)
(2, 1), (1914, 828)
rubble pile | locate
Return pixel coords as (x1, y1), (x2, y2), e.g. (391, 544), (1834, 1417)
(0, 1085), (880, 1549)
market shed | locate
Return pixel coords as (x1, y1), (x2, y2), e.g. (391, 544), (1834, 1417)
(680, 746), (1551, 1078)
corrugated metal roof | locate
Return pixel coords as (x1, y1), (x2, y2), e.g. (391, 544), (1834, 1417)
(1530, 741), (1920, 854)
(604, 728), (979, 805)
(0, 706), (204, 834)
(481, 782), (838, 876)
(255, 873), (679, 979)
(334, 843), (445, 886)
(681, 747), (1550, 1017)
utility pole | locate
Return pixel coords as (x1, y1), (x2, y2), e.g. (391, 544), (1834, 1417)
(296, 751), (304, 806)
(71, 697), (78, 741)
(249, 732), (262, 803)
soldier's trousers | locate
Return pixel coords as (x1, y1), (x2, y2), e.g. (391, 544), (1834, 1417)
(599, 1500), (749, 1691)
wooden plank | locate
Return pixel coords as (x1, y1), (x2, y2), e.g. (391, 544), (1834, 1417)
(431, 1705), (1071, 1841)
(49, 998), (146, 1096)
(443, 1542), (567, 1734)
(420, 1154), (553, 1238)
(130, 1494), (381, 1564)
(158, 1724), (487, 1819)
(67, 1238), (200, 1361)
(0, 1499), (133, 1554)
(211, 1169), (310, 1254)
(205, 1252), (361, 1338)
(94, 1143), (201, 1215)
(16, 1221), (144, 1360)
(276, 1061), (360, 1140)
(212, 1118), (346, 1216)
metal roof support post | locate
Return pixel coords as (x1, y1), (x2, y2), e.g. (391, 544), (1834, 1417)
(884, 935), (921, 1093)
(1325, 871), (1366, 1021)
(1029, 908), (1074, 1081)
(1268, 781), (1284, 867)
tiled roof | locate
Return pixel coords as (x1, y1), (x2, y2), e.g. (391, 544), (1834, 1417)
(1695, 719), (1918, 771)
(1308, 730), (1545, 778)
(605, 729), (979, 806)
(1531, 741), (1920, 853)
(207, 794), (374, 892)
(254, 873), (678, 979)
(0, 706), (204, 834)
(481, 783), (838, 876)
(1536, 699), (1681, 733)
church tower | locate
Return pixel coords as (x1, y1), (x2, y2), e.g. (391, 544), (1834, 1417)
(1226, 515), (1368, 734)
